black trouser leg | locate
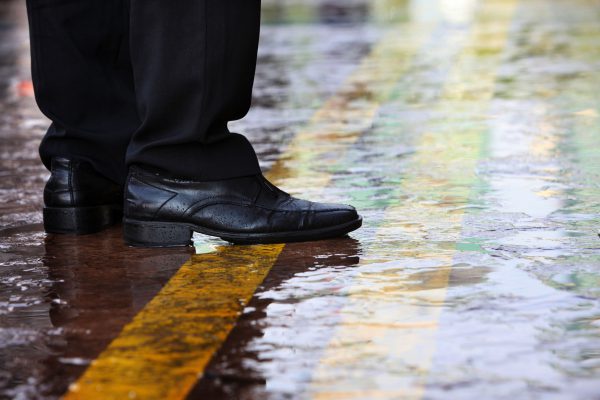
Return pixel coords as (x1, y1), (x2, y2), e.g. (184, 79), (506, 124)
(26, 0), (139, 184)
(27, 0), (262, 184)
(127, 0), (262, 180)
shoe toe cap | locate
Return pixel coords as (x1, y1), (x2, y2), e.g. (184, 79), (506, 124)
(308, 203), (360, 229)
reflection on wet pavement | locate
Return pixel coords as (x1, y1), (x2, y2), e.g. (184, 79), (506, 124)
(2, 0), (600, 399)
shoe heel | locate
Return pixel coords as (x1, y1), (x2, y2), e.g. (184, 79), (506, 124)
(123, 219), (193, 247)
(43, 206), (121, 235)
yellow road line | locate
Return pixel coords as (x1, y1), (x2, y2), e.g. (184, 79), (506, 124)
(63, 16), (438, 400)
(65, 245), (283, 400)
(309, 0), (518, 398)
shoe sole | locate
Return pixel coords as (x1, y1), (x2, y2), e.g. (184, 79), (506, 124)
(43, 206), (123, 235)
(123, 217), (363, 247)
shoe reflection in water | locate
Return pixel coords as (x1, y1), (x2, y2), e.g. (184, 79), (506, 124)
(41, 227), (191, 397)
(40, 230), (359, 398)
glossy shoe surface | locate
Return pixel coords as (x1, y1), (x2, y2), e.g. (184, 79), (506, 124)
(43, 158), (123, 234)
(123, 166), (362, 247)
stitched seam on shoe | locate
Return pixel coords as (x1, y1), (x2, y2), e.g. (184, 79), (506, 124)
(185, 200), (349, 215)
(252, 186), (262, 205)
(129, 176), (178, 197)
(153, 193), (178, 220)
(183, 195), (254, 216)
(128, 176), (178, 220)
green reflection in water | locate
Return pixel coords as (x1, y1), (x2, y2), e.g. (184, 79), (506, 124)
(261, 0), (410, 25)
(549, 271), (600, 296)
(455, 238), (488, 253)
(545, 1), (600, 298)
(262, 2), (316, 25)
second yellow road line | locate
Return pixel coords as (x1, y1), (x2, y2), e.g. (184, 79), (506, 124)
(309, 0), (518, 398)
(63, 16), (439, 400)
(268, 23), (435, 190)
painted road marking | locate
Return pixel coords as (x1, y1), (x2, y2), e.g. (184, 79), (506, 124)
(268, 23), (435, 194)
(63, 15), (439, 400)
(544, 0), (600, 270)
(237, 4), (487, 394)
(65, 245), (283, 400)
(414, 1), (600, 393)
(308, 0), (518, 398)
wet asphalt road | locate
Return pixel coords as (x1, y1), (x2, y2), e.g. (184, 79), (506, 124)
(2, 0), (600, 399)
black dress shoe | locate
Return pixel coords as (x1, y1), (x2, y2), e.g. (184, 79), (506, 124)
(43, 158), (123, 234)
(123, 166), (362, 247)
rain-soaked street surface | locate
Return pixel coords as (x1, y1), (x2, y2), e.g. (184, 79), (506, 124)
(2, 0), (600, 398)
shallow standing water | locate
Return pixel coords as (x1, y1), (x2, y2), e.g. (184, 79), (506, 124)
(1, 0), (600, 399)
